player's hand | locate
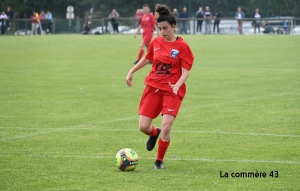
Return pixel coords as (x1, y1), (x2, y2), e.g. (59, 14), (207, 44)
(169, 82), (179, 95)
(134, 33), (137, 39)
(126, 72), (133, 87)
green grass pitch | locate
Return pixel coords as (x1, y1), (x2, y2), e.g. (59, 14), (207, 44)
(0, 34), (299, 190)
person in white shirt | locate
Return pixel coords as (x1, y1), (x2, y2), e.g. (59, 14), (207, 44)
(253, 8), (262, 34)
(46, 10), (53, 34)
(235, 7), (245, 34)
(0, 11), (8, 34)
(203, 6), (212, 34)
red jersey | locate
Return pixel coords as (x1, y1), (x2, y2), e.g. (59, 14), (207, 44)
(140, 14), (156, 33)
(145, 36), (194, 98)
(30, 15), (37, 23)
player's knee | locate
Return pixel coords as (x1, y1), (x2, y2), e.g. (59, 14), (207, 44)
(161, 123), (172, 134)
(138, 122), (150, 132)
(160, 126), (171, 141)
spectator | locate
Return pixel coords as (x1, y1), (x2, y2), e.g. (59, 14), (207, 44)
(213, 8), (221, 34)
(235, 7), (245, 34)
(172, 8), (179, 19)
(252, 8), (262, 34)
(135, 9), (143, 27)
(203, 6), (212, 34)
(196, 7), (204, 33)
(109, 9), (120, 34)
(262, 20), (274, 34)
(179, 7), (188, 34)
(46, 10), (53, 34)
(6, 6), (14, 33)
(82, 21), (91, 34)
(30, 11), (38, 35)
(283, 20), (288, 33)
(0, 11), (8, 35)
(40, 10), (46, 34)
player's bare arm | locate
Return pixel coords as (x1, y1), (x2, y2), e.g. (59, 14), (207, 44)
(169, 68), (189, 94)
(134, 25), (142, 38)
(126, 57), (150, 87)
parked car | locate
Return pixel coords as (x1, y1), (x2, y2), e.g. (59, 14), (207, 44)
(91, 25), (130, 34)
(291, 26), (300, 35)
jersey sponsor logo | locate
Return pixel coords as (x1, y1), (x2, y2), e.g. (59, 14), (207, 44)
(154, 48), (160, 51)
(146, 17), (150, 21)
(170, 49), (179, 58)
(156, 63), (172, 75)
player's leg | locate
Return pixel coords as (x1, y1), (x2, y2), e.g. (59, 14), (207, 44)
(134, 42), (145, 64)
(138, 42), (145, 57)
(134, 32), (150, 64)
(155, 92), (182, 169)
(139, 86), (162, 151)
(139, 115), (153, 133)
(143, 33), (153, 64)
(154, 114), (174, 169)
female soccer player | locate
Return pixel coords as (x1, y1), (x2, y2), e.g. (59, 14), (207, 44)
(133, 4), (159, 64)
(126, 4), (194, 169)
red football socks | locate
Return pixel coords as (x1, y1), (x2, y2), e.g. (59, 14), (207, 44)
(137, 49), (144, 61)
(145, 125), (158, 136)
(156, 138), (170, 162)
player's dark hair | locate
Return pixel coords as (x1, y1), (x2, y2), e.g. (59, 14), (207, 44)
(156, 4), (176, 25)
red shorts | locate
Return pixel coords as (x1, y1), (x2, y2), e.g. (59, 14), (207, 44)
(142, 32), (153, 46)
(139, 86), (183, 119)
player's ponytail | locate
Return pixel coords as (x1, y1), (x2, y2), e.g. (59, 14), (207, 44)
(155, 4), (176, 25)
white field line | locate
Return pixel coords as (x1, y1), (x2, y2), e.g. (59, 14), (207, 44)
(0, 116), (138, 142)
(1, 127), (299, 142)
(180, 91), (299, 112)
(0, 154), (299, 165)
(195, 66), (300, 71)
(0, 91), (299, 141)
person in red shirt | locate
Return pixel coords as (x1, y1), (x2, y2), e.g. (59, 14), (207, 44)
(30, 11), (38, 35)
(133, 4), (159, 65)
(126, 4), (194, 169)
(135, 9), (143, 27)
(40, 10), (46, 34)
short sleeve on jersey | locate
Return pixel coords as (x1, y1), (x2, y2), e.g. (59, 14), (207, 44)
(145, 40), (154, 61)
(179, 43), (194, 71)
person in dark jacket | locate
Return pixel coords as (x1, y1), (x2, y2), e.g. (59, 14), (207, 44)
(213, 9), (221, 33)
(82, 21), (91, 34)
(252, 8), (262, 34)
(6, 6), (14, 33)
(179, 7), (189, 34)
(195, 7), (204, 33)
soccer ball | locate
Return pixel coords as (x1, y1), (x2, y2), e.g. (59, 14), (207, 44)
(115, 148), (139, 171)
